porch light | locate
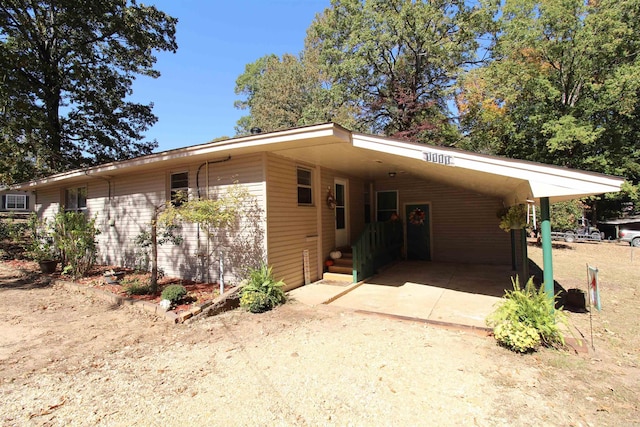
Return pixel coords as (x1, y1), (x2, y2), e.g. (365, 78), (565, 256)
(388, 171), (397, 178)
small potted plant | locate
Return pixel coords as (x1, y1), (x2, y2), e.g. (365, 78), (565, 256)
(29, 238), (59, 273)
(27, 216), (60, 273)
(498, 204), (527, 232)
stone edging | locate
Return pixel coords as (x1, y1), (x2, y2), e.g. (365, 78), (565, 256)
(53, 279), (240, 324)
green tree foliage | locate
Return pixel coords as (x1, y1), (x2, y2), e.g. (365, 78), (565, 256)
(457, 0), (640, 214)
(550, 200), (585, 232)
(306, 0), (496, 144)
(234, 51), (357, 135)
(0, 0), (177, 184)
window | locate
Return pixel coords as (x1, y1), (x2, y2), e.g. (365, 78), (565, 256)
(364, 185), (371, 224)
(376, 190), (398, 222)
(5, 194), (27, 210)
(170, 172), (189, 206)
(65, 187), (87, 212)
(297, 168), (313, 205)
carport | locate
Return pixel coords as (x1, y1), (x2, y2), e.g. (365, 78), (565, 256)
(275, 127), (625, 299)
(345, 134), (625, 300)
(285, 127), (626, 325)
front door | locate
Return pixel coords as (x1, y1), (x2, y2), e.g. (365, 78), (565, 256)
(334, 179), (348, 248)
(405, 203), (431, 260)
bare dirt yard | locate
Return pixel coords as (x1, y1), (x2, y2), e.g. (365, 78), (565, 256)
(0, 241), (638, 426)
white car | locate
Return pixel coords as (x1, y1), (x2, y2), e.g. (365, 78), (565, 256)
(619, 229), (640, 247)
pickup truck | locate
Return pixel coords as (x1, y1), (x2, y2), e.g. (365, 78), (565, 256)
(619, 229), (640, 247)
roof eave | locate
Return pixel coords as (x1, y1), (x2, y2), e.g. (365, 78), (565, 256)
(14, 123), (351, 190)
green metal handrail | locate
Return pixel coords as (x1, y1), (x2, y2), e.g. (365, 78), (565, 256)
(352, 221), (402, 282)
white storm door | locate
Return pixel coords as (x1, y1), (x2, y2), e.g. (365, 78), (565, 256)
(334, 178), (349, 248)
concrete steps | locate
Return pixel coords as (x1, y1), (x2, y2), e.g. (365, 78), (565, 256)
(325, 248), (353, 282)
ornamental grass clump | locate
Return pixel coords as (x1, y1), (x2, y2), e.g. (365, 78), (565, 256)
(240, 264), (286, 313)
(487, 276), (566, 353)
(122, 279), (151, 296)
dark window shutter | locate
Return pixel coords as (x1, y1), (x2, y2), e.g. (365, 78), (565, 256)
(1, 195), (5, 210)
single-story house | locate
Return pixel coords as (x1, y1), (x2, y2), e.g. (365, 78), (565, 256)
(15, 123), (624, 291)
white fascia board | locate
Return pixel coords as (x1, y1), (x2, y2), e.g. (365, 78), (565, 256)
(528, 181), (622, 199)
(353, 135), (435, 161)
(353, 134), (624, 197)
(453, 157), (623, 196)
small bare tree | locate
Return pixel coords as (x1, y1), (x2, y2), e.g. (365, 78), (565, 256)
(159, 182), (263, 284)
(134, 203), (182, 294)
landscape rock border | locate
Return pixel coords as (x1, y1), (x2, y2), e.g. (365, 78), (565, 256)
(54, 279), (241, 324)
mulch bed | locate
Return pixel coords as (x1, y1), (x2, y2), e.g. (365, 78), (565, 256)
(3, 260), (229, 315)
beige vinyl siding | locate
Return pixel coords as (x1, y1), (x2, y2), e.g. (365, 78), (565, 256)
(97, 167), (170, 273)
(266, 153), (319, 291)
(97, 155), (267, 283)
(35, 187), (62, 219)
(375, 175), (511, 265)
(30, 155), (267, 284)
(201, 153), (267, 284)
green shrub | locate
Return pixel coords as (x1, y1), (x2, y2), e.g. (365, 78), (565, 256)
(161, 284), (187, 303)
(487, 276), (566, 353)
(52, 210), (100, 278)
(239, 263), (286, 313)
(0, 215), (28, 243)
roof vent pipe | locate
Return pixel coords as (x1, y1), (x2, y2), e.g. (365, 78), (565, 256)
(250, 127), (262, 135)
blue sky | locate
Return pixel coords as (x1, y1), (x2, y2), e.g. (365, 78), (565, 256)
(132, 0), (330, 152)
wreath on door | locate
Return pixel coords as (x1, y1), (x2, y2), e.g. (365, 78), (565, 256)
(409, 208), (426, 225)
(326, 188), (336, 209)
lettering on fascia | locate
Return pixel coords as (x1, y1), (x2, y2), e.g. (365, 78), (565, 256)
(422, 150), (455, 166)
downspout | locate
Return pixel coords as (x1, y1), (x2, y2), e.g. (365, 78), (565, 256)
(540, 197), (554, 307)
(196, 156), (231, 198)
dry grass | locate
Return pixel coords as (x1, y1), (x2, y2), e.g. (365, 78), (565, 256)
(529, 240), (640, 354)
(527, 240), (640, 424)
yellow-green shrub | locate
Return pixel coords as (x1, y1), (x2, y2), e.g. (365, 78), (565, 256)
(487, 276), (566, 353)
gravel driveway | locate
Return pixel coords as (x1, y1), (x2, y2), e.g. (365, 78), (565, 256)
(0, 261), (636, 426)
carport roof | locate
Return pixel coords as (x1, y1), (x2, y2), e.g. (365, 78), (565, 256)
(15, 123), (624, 204)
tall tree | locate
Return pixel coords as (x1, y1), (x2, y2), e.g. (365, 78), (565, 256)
(0, 0), (177, 184)
(305, 0), (496, 144)
(234, 51), (357, 136)
(458, 0), (640, 180)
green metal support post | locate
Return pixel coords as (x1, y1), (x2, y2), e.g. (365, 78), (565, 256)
(540, 197), (554, 304)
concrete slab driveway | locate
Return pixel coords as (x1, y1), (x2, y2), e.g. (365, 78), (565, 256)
(289, 261), (516, 331)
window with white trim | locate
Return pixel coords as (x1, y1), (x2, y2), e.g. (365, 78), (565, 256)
(297, 167), (313, 205)
(65, 187), (87, 212)
(376, 190), (398, 222)
(5, 194), (27, 210)
(170, 172), (189, 206)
